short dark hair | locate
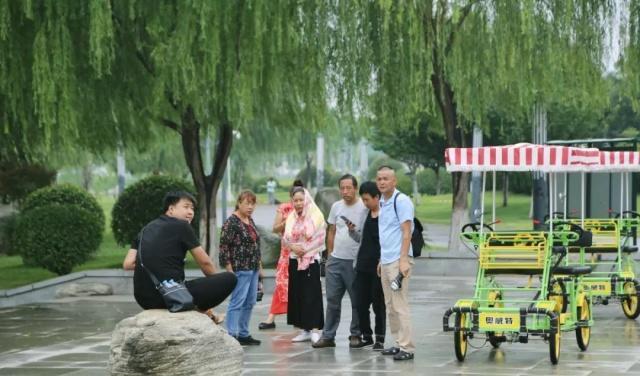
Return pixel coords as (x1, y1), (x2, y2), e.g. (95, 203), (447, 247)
(163, 191), (197, 212)
(377, 165), (395, 172)
(359, 181), (380, 198)
(338, 174), (358, 188)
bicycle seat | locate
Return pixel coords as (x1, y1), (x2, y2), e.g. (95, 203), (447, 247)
(552, 265), (592, 276)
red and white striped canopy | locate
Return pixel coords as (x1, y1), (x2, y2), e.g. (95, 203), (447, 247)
(596, 151), (640, 172)
(444, 143), (600, 172)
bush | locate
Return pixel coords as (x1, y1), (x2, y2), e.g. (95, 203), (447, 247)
(396, 174), (413, 196)
(21, 184), (105, 230)
(0, 213), (18, 255)
(505, 172), (532, 194)
(112, 175), (198, 247)
(15, 205), (103, 275)
(417, 168), (452, 195)
(0, 163), (56, 204)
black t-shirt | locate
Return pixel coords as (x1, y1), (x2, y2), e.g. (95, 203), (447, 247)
(356, 211), (380, 273)
(131, 215), (200, 308)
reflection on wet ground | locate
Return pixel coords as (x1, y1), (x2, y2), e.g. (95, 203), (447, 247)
(1, 275), (639, 375)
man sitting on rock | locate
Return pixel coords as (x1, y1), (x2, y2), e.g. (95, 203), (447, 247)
(123, 191), (237, 320)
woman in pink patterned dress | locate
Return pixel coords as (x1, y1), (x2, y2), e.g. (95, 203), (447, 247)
(258, 180), (304, 330)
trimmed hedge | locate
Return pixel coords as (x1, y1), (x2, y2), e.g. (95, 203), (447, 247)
(111, 175), (198, 247)
(21, 184), (105, 231)
(15, 205), (103, 275)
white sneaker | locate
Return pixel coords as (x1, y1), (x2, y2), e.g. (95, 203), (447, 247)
(311, 331), (321, 344)
(292, 330), (311, 342)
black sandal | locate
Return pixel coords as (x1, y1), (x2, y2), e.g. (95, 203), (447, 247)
(393, 350), (414, 361)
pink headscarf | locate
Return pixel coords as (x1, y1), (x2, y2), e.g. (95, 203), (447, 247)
(283, 189), (326, 270)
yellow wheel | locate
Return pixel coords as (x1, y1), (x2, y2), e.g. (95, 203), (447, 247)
(454, 313), (468, 362)
(621, 282), (640, 320)
(548, 280), (567, 313)
(576, 299), (591, 351)
(549, 328), (561, 365)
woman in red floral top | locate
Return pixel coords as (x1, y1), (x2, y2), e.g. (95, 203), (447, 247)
(219, 190), (262, 346)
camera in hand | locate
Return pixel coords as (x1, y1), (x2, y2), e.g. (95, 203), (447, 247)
(390, 272), (404, 291)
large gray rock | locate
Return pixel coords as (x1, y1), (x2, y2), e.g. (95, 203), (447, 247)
(56, 282), (113, 298)
(314, 188), (340, 219)
(258, 224), (281, 268)
(109, 310), (243, 376)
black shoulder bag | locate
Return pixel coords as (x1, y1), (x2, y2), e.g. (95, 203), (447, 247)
(393, 193), (425, 257)
(138, 228), (195, 312)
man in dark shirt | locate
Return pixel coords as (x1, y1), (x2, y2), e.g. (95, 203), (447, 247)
(123, 191), (237, 315)
(352, 181), (386, 350)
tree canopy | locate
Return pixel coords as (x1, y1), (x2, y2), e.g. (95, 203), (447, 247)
(0, 0), (337, 256)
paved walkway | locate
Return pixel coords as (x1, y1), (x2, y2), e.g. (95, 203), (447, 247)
(1, 275), (639, 375)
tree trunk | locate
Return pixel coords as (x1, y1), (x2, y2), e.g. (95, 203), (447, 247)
(178, 106), (233, 266)
(431, 66), (468, 254)
(532, 102), (548, 230)
(434, 167), (441, 195)
(305, 152), (313, 188)
(502, 173), (509, 207)
(81, 163), (92, 191)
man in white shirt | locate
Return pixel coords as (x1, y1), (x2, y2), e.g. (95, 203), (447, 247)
(313, 174), (368, 348)
(266, 177), (277, 204)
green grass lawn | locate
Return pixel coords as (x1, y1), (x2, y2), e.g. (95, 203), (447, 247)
(415, 193), (533, 230)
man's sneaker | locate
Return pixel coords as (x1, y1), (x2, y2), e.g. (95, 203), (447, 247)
(381, 346), (400, 355)
(393, 350), (414, 361)
(237, 335), (261, 346)
(312, 338), (336, 348)
(372, 342), (385, 351)
(311, 331), (321, 344)
(350, 336), (373, 348)
(292, 330), (311, 342)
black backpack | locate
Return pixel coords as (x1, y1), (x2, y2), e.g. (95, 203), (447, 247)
(393, 193), (425, 257)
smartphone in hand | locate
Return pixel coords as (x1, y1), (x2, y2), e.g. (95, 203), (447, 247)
(339, 215), (353, 225)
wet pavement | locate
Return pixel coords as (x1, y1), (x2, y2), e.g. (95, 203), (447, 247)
(1, 275), (639, 375)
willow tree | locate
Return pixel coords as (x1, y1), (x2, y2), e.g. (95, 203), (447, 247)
(0, 1), (330, 257)
(329, 1), (613, 250)
(621, 2), (640, 105)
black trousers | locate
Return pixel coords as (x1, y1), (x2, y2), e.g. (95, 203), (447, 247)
(354, 270), (386, 341)
(287, 259), (324, 330)
(136, 272), (237, 311)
